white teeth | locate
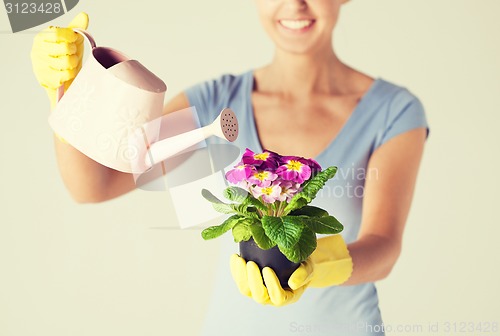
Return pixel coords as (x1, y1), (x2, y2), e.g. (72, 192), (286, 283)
(280, 20), (313, 30)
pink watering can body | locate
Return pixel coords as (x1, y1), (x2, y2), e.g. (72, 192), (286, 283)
(48, 29), (167, 173)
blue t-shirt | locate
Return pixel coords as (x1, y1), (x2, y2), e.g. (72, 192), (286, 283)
(185, 70), (429, 336)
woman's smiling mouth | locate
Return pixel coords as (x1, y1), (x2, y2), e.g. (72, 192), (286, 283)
(278, 19), (315, 31)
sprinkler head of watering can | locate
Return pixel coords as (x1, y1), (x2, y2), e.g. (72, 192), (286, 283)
(212, 108), (239, 142)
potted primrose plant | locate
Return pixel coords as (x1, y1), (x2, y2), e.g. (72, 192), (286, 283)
(201, 148), (343, 288)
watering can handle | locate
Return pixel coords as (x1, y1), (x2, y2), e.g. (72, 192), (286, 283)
(72, 28), (97, 49)
(56, 28), (97, 103)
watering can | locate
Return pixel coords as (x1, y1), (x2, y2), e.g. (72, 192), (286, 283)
(49, 29), (239, 174)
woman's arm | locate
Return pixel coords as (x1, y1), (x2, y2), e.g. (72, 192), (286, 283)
(343, 127), (427, 285)
(55, 92), (191, 203)
(54, 138), (136, 203)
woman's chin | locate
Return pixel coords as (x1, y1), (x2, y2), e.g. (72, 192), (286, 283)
(274, 40), (322, 56)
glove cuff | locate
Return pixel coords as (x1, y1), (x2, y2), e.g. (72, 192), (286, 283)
(309, 235), (353, 287)
(309, 258), (353, 287)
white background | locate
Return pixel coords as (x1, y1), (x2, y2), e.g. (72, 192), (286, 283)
(1, 0), (499, 335)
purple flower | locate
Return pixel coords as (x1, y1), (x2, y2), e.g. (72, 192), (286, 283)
(225, 163), (255, 184)
(306, 158), (322, 176)
(276, 157), (313, 184)
(248, 170), (278, 187)
(251, 183), (282, 204)
(242, 148), (280, 170)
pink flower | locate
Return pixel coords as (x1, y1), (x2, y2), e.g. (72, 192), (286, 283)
(251, 183), (282, 204)
(236, 179), (251, 192)
(225, 163), (255, 184)
(248, 170), (278, 187)
(276, 157), (313, 184)
(277, 181), (301, 202)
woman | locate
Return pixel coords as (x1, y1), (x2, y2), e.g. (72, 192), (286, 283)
(31, 0), (428, 335)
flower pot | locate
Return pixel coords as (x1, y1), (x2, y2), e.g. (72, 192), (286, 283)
(239, 238), (300, 289)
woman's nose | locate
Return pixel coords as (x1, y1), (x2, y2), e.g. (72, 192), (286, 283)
(286, 0), (307, 10)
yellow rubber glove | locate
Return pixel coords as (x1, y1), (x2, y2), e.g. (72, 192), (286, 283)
(31, 12), (89, 108)
(230, 235), (353, 307)
(298, 234), (353, 288)
(230, 254), (312, 306)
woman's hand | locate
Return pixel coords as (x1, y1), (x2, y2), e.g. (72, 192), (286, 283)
(230, 254), (313, 306)
(229, 234), (354, 306)
(31, 12), (88, 108)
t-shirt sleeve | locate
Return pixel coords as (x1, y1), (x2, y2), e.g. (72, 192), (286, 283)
(375, 89), (429, 149)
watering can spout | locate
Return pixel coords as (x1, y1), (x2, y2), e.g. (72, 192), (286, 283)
(144, 108), (239, 168)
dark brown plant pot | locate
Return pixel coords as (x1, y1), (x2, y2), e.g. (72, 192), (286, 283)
(239, 238), (300, 289)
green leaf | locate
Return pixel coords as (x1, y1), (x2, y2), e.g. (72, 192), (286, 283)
(202, 188), (259, 218)
(279, 227), (317, 263)
(304, 216), (344, 234)
(301, 166), (338, 198)
(243, 195), (267, 212)
(202, 189), (235, 214)
(212, 203), (237, 214)
(211, 203), (260, 218)
(261, 216), (304, 249)
(232, 222), (252, 243)
(283, 166), (338, 215)
(290, 205), (329, 218)
(250, 223), (276, 250)
(223, 186), (249, 203)
(201, 215), (243, 240)
(201, 189), (226, 204)
(231, 203), (260, 219)
(284, 198), (309, 214)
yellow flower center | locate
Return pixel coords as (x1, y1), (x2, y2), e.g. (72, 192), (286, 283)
(253, 171), (270, 181)
(286, 160), (303, 171)
(254, 152), (270, 161)
(262, 187), (273, 195)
